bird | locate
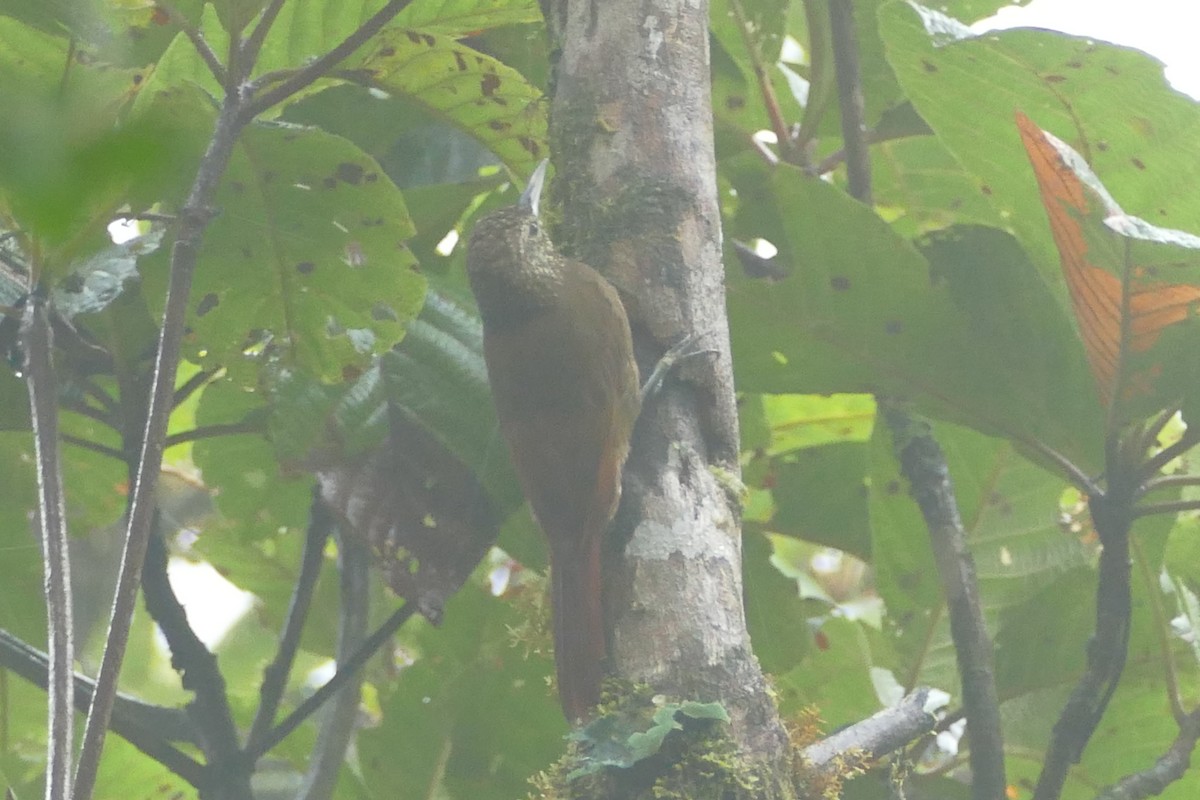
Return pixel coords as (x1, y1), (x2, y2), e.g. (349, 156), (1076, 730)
(466, 159), (640, 722)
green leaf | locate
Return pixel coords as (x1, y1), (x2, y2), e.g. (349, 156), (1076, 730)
(880, 3), (1200, 304)
(568, 700), (730, 778)
(142, 118), (424, 384)
(870, 418), (1087, 696)
(358, 581), (562, 799)
(726, 151), (1104, 470)
(0, 17), (175, 250)
(393, 0), (543, 35)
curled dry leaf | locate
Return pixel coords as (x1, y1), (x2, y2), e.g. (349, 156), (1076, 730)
(317, 409), (499, 623)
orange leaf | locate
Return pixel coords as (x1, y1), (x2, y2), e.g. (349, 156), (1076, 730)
(1015, 111), (1200, 407)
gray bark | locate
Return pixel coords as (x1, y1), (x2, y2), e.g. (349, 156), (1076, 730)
(546, 0), (791, 784)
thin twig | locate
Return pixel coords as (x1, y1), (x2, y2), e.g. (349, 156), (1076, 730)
(1138, 473), (1200, 499)
(60, 434), (125, 461)
(159, 2), (227, 85)
(1132, 498), (1200, 519)
(1140, 427), (1200, 481)
(240, 0), (289, 71)
(171, 369), (216, 408)
(244, 601), (419, 764)
(828, 0), (871, 204)
(1028, 439), (1101, 495)
(729, 0), (794, 163)
(62, 399), (116, 428)
(242, 0), (417, 121)
(164, 420), (264, 448)
(246, 490), (333, 751)
(1136, 404), (1181, 454)
(78, 378), (118, 416)
(22, 293), (75, 800)
(1129, 534), (1187, 724)
(1095, 709), (1200, 800)
(299, 530), (370, 799)
(0, 630), (203, 785)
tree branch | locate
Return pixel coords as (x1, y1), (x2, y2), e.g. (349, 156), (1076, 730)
(729, 0), (795, 163)
(240, 0), (289, 72)
(1095, 709), (1200, 800)
(164, 420), (264, 448)
(883, 407), (1007, 800)
(243, 601), (419, 765)
(828, 0), (871, 204)
(801, 687), (938, 772)
(246, 490), (333, 751)
(172, 369), (216, 408)
(0, 630), (203, 785)
(1140, 427), (1200, 481)
(160, 2), (227, 85)
(60, 434), (125, 461)
(299, 530), (370, 800)
(1034, 483), (1134, 800)
(72, 88), (248, 800)
(241, 0), (417, 121)
(21, 291), (75, 800)
(141, 527), (249, 798)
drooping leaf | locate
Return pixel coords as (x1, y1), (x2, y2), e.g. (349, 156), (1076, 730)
(1016, 111), (1200, 422)
(317, 408), (500, 621)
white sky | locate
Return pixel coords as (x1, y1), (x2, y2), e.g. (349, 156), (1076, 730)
(976, 0), (1200, 99)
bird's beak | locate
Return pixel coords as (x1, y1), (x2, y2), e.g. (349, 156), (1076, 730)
(519, 159), (549, 217)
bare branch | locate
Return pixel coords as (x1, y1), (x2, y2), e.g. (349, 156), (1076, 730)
(244, 601), (419, 764)
(1035, 487), (1133, 800)
(247, 491), (333, 751)
(171, 369), (216, 408)
(729, 0), (795, 163)
(240, 0), (289, 73)
(22, 292), (75, 800)
(141, 528), (248, 797)
(159, 2), (227, 85)
(0, 630), (202, 785)
(828, 0), (871, 204)
(242, 0), (417, 121)
(164, 420), (264, 448)
(801, 688), (938, 771)
(1133, 498), (1200, 519)
(299, 530), (370, 800)
(882, 406), (1007, 800)
(72, 91), (248, 800)
(60, 434), (125, 461)
(1095, 709), (1200, 800)
(1140, 426), (1200, 481)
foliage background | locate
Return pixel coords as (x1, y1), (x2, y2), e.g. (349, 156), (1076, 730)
(0, 0), (1199, 798)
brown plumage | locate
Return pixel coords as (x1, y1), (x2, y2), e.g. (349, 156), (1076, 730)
(466, 160), (639, 722)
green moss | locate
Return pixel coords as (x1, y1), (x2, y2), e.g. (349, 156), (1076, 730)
(528, 684), (768, 800)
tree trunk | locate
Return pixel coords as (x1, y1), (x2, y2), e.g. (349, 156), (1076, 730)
(546, 0), (793, 795)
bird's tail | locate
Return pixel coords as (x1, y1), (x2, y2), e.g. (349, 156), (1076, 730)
(551, 535), (606, 722)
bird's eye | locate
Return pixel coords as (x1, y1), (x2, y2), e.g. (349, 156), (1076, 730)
(527, 222), (539, 236)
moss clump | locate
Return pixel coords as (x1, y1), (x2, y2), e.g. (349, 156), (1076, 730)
(528, 683), (765, 800)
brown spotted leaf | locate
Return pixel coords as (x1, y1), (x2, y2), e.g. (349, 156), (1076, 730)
(349, 27), (546, 175)
(318, 409), (500, 622)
